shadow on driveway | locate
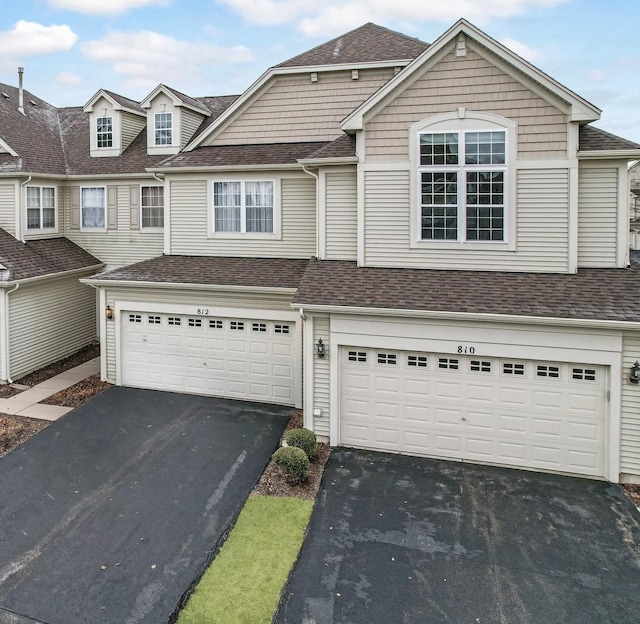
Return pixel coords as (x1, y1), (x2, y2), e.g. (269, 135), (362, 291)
(277, 448), (640, 624)
(0, 387), (291, 624)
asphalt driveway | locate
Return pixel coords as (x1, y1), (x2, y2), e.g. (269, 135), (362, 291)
(0, 387), (291, 624)
(277, 448), (640, 624)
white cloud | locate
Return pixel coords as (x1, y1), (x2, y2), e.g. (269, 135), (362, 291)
(217, 0), (567, 35)
(499, 37), (543, 62)
(49, 0), (170, 15)
(0, 20), (77, 57)
(80, 30), (253, 89)
(588, 69), (606, 81)
(55, 71), (82, 86)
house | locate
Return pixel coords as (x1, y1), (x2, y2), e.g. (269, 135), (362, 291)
(630, 160), (640, 249)
(1, 21), (640, 484)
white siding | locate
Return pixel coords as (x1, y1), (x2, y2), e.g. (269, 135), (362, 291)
(325, 169), (357, 260)
(181, 109), (205, 148)
(312, 314), (330, 437)
(578, 165), (618, 268)
(362, 168), (569, 272)
(8, 273), (97, 380)
(0, 182), (16, 235)
(621, 332), (640, 479)
(121, 112), (145, 151)
(169, 175), (316, 258)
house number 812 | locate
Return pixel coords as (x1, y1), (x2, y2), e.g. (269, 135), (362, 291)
(457, 345), (475, 354)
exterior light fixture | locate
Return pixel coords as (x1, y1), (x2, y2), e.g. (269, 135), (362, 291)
(631, 361), (640, 384)
(316, 338), (326, 358)
(105, 305), (114, 321)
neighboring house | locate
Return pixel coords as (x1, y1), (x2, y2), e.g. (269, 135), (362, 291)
(2, 21), (640, 484)
(630, 160), (640, 248)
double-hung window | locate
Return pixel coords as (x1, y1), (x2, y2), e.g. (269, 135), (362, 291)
(419, 130), (506, 242)
(26, 186), (56, 230)
(154, 113), (172, 146)
(213, 180), (274, 234)
(81, 187), (106, 228)
(141, 186), (164, 228)
(96, 116), (113, 148)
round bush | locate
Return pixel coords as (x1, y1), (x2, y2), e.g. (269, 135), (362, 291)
(284, 428), (317, 459)
(273, 446), (309, 484)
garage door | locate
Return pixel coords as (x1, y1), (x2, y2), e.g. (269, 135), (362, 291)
(122, 312), (296, 405)
(340, 347), (607, 477)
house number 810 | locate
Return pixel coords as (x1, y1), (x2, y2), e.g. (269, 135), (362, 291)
(457, 345), (475, 354)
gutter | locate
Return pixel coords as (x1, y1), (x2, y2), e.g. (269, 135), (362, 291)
(298, 157), (358, 166)
(80, 278), (297, 295)
(18, 175), (31, 243)
(0, 263), (105, 289)
(579, 150), (640, 160)
(146, 163), (305, 174)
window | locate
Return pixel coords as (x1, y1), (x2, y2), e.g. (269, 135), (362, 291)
(252, 322), (267, 332)
(407, 355), (428, 367)
(503, 362), (525, 375)
(213, 181), (274, 234)
(129, 314), (141, 323)
(154, 113), (172, 145)
(81, 187), (105, 228)
(96, 116), (113, 148)
(348, 351), (367, 362)
(141, 186), (164, 228)
(188, 318), (202, 327)
(209, 319), (223, 329)
(168, 316), (181, 326)
(274, 324), (290, 334)
(26, 186), (56, 230)
(148, 315), (161, 324)
(230, 321), (245, 331)
(438, 358), (459, 370)
(470, 360), (491, 373)
(419, 129), (505, 242)
(537, 365), (560, 378)
(377, 353), (397, 365)
(572, 367), (596, 381)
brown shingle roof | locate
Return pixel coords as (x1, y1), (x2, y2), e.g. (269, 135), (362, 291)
(302, 134), (356, 160)
(161, 85), (210, 115)
(89, 255), (309, 289)
(102, 90), (145, 114)
(293, 260), (640, 323)
(155, 141), (329, 169)
(0, 229), (102, 282)
(189, 94), (241, 142)
(277, 23), (429, 68)
(579, 125), (640, 151)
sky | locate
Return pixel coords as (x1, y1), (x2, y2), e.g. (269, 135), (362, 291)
(0, 0), (638, 142)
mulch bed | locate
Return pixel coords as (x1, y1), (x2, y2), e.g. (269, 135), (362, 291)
(0, 415), (49, 459)
(40, 374), (112, 408)
(621, 484), (640, 507)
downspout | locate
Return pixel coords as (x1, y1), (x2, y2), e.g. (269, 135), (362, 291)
(2, 283), (20, 383)
(19, 175), (31, 243)
(301, 165), (320, 258)
(152, 172), (168, 255)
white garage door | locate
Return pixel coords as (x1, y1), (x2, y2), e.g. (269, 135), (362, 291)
(340, 347), (607, 477)
(122, 312), (296, 405)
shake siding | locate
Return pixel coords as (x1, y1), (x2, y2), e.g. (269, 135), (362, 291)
(363, 168), (569, 272)
(170, 176), (316, 258)
(209, 68), (395, 145)
(621, 332), (640, 478)
(181, 109), (205, 148)
(578, 166), (618, 268)
(0, 182), (16, 235)
(325, 169), (357, 260)
(313, 314), (330, 437)
(121, 112), (145, 151)
(8, 274), (96, 379)
(365, 47), (567, 161)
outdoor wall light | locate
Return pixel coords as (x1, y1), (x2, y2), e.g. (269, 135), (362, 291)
(105, 305), (114, 321)
(316, 338), (326, 358)
(631, 361), (640, 384)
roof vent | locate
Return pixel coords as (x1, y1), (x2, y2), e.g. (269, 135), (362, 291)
(29, 100), (37, 106)
(1, 93), (9, 99)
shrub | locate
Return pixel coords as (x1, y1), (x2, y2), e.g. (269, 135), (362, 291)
(273, 446), (309, 484)
(284, 428), (317, 459)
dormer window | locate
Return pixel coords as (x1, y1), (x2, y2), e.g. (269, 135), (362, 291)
(26, 186), (56, 230)
(155, 112), (172, 146)
(96, 116), (113, 148)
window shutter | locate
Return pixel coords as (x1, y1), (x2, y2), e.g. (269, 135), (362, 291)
(107, 185), (118, 230)
(69, 186), (80, 230)
(130, 186), (140, 229)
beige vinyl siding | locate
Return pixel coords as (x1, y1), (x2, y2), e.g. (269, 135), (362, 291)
(366, 46), (567, 161)
(181, 109), (205, 148)
(169, 175), (316, 258)
(209, 68), (395, 145)
(121, 112), (145, 151)
(578, 165), (618, 268)
(0, 182), (16, 235)
(103, 286), (295, 382)
(8, 273), (97, 380)
(621, 332), (640, 479)
(325, 169), (357, 260)
(363, 168), (569, 272)
(62, 182), (164, 270)
(312, 314), (330, 437)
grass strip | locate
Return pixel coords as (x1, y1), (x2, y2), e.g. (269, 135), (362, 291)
(177, 495), (313, 624)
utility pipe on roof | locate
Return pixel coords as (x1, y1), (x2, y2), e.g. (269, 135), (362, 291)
(17, 67), (24, 116)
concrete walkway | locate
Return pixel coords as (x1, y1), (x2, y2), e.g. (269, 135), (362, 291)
(0, 357), (100, 421)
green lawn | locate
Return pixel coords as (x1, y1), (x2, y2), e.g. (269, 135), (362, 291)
(177, 495), (313, 624)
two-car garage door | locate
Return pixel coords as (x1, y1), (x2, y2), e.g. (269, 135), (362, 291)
(340, 347), (607, 477)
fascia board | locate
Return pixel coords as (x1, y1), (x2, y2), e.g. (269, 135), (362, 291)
(579, 150), (640, 160)
(81, 278), (297, 295)
(297, 157), (358, 166)
(147, 163), (303, 173)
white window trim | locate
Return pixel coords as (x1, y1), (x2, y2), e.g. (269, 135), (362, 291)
(80, 185), (107, 231)
(96, 115), (114, 149)
(409, 110), (517, 251)
(25, 185), (57, 233)
(208, 178), (281, 239)
(140, 185), (164, 231)
(154, 112), (173, 147)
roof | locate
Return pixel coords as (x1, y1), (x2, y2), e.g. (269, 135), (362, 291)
(277, 23), (429, 68)
(293, 260), (640, 324)
(189, 95), (241, 139)
(155, 141), (329, 169)
(102, 90), (145, 114)
(302, 134), (357, 161)
(579, 125), (640, 151)
(0, 229), (102, 282)
(88, 255), (310, 289)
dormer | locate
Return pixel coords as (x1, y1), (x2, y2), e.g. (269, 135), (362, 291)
(83, 89), (146, 158)
(140, 85), (210, 156)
